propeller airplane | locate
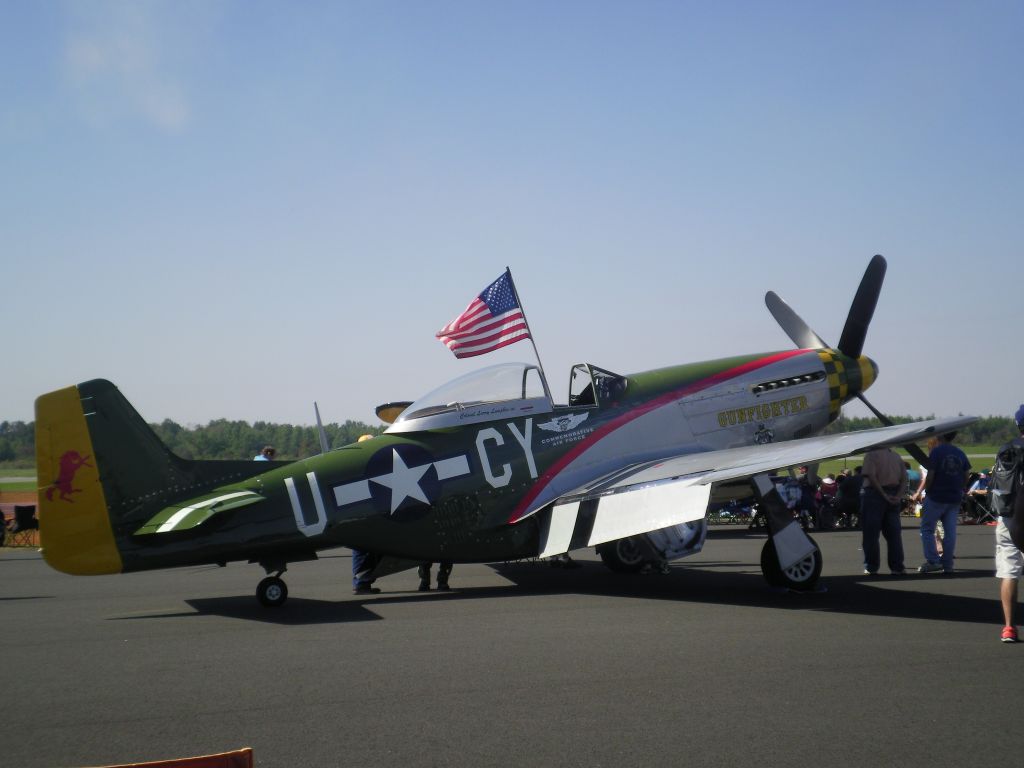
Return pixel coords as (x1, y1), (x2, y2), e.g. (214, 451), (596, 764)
(34, 256), (975, 605)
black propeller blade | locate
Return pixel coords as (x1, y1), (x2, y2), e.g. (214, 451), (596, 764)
(837, 256), (928, 465)
(765, 291), (828, 350)
(837, 254), (886, 360)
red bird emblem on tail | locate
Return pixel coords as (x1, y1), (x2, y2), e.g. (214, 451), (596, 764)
(45, 450), (93, 503)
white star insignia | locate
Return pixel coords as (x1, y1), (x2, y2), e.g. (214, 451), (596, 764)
(370, 449), (431, 513)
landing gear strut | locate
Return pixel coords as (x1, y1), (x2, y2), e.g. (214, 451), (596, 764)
(751, 474), (823, 591)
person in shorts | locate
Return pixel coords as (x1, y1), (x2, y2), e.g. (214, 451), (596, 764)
(995, 405), (1024, 643)
(996, 516), (1021, 643)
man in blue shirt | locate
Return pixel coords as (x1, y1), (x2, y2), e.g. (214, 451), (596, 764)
(918, 432), (971, 574)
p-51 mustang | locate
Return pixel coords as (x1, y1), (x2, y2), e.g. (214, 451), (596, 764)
(35, 256), (974, 605)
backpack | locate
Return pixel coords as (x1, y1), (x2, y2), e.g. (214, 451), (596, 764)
(989, 437), (1024, 518)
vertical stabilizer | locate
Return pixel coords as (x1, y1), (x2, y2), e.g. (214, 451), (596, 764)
(35, 384), (123, 575)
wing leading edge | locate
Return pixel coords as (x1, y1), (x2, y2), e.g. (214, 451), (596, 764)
(533, 415), (977, 557)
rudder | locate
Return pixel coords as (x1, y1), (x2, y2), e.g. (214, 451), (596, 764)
(35, 383), (123, 574)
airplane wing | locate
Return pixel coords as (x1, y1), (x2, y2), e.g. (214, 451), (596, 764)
(534, 415), (976, 558)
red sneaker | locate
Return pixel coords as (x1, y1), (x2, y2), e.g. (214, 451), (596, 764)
(1001, 626), (1018, 643)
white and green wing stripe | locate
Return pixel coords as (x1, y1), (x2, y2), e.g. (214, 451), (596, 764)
(135, 491), (263, 535)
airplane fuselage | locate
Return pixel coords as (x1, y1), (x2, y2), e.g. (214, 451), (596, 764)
(96, 347), (874, 574)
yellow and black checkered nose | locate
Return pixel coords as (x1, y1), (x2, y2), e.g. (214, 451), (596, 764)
(817, 349), (878, 420)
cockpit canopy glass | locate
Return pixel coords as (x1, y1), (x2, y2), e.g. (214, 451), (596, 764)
(388, 363), (551, 432)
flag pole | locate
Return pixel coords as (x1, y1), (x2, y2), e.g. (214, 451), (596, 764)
(506, 267), (554, 405)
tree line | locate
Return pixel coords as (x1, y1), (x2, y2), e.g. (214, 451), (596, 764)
(825, 414), (1018, 447)
(0, 418), (383, 468)
(1, 413), (1018, 469)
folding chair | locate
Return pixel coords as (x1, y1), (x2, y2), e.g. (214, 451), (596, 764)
(7, 505), (39, 546)
(960, 494), (995, 525)
(972, 495), (997, 525)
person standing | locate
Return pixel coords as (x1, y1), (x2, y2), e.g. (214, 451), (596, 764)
(352, 549), (381, 594)
(918, 432), (971, 574)
(993, 406), (1024, 642)
(253, 446), (276, 461)
(860, 446), (908, 575)
(796, 466), (819, 530)
(911, 437), (943, 553)
(418, 561), (453, 591)
(837, 466), (864, 528)
(995, 497), (1023, 643)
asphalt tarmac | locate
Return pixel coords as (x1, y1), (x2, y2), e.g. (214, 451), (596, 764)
(3, 520), (1020, 768)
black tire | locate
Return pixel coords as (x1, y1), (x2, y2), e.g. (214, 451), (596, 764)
(597, 537), (647, 573)
(760, 536), (822, 590)
(257, 576), (288, 607)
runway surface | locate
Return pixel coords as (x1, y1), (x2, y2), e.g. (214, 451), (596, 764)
(3, 521), (1019, 768)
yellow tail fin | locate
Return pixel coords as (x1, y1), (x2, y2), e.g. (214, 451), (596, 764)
(35, 385), (122, 575)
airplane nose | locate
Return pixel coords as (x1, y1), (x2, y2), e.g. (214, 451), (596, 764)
(818, 349), (878, 421)
(857, 355), (878, 395)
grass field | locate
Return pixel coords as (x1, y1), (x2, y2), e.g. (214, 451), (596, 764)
(0, 468), (38, 492)
(0, 480), (37, 492)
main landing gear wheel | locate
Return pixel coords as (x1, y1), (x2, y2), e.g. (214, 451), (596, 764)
(597, 536), (647, 573)
(257, 576), (288, 607)
(760, 536), (822, 591)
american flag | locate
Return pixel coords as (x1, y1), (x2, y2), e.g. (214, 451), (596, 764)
(436, 271), (531, 358)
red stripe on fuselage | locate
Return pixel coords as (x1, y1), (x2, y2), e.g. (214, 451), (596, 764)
(508, 349), (809, 523)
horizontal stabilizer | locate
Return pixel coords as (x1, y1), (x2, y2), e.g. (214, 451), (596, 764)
(135, 491), (264, 536)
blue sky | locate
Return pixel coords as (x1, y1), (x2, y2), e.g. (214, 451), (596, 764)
(3, 1), (1022, 427)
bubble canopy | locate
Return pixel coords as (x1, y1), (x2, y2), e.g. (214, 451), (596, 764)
(387, 363), (552, 432)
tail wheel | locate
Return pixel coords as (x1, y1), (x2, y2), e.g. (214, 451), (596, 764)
(760, 536), (822, 590)
(597, 536), (647, 573)
(257, 576), (288, 607)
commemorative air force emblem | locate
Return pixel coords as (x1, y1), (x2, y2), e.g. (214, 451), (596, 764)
(538, 413), (589, 433)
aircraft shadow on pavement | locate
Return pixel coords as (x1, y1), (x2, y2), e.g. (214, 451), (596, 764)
(487, 560), (1000, 626)
(117, 588), (525, 625)
(108, 597), (386, 626)
(121, 556), (1000, 627)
